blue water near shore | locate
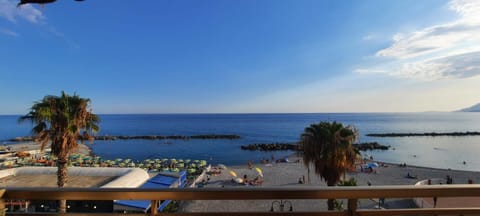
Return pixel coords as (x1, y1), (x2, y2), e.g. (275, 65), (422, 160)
(1, 113), (480, 171)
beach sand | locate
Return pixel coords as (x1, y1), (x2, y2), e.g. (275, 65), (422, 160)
(180, 155), (480, 212)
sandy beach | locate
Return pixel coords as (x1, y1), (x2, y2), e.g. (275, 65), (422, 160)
(180, 155), (480, 212)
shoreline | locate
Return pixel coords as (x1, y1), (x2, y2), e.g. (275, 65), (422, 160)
(5, 142), (480, 176)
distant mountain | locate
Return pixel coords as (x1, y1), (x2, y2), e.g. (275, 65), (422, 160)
(457, 103), (480, 112)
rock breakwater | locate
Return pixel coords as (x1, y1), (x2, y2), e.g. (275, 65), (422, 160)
(9, 134), (241, 142)
(241, 142), (390, 151)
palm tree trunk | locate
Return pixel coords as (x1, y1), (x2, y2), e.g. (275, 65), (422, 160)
(57, 156), (68, 213)
(327, 199), (335, 211)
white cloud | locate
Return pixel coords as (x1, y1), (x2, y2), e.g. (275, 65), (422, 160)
(0, 0), (44, 23)
(393, 51), (480, 80)
(376, 22), (480, 59)
(0, 27), (18, 36)
(361, 0), (480, 80)
(449, 0), (480, 23)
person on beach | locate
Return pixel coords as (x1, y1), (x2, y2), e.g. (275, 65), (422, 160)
(250, 176), (263, 186)
(247, 160), (253, 169)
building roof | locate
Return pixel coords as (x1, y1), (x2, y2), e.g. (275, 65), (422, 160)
(0, 167), (150, 188)
(0, 174), (116, 188)
(114, 173), (182, 212)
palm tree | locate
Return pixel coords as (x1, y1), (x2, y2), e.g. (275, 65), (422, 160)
(300, 121), (358, 210)
(19, 91), (99, 213)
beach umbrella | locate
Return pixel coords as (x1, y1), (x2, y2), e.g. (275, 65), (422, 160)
(368, 163), (379, 168)
(255, 167), (263, 177)
(218, 164), (227, 169)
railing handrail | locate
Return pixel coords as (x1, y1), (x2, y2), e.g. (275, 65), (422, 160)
(3, 184), (480, 200)
(2, 185), (480, 216)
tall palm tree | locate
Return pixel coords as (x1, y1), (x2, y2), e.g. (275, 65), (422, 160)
(19, 91), (99, 213)
(300, 121), (358, 210)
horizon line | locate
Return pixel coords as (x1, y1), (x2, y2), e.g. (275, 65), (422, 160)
(0, 111), (463, 116)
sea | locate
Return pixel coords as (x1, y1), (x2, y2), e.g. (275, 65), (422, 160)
(1, 112), (480, 171)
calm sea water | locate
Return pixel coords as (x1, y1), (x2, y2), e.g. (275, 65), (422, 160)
(1, 113), (480, 171)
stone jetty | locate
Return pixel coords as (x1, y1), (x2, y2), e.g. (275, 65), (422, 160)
(352, 142), (390, 151)
(241, 142), (390, 151)
(240, 143), (298, 151)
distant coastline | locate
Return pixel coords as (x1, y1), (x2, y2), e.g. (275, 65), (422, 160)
(456, 103), (480, 112)
(366, 131), (480, 137)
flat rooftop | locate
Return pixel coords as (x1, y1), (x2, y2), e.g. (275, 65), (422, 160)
(0, 167), (151, 188)
(1, 174), (117, 188)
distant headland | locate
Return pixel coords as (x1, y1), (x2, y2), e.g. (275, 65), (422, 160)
(456, 103), (480, 112)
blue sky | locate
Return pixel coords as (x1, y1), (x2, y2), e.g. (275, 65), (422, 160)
(1, 0), (479, 114)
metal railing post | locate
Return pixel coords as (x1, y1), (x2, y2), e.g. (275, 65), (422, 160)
(0, 189), (5, 216)
(347, 199), (357, 216)
(151, 200), (158, 216)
